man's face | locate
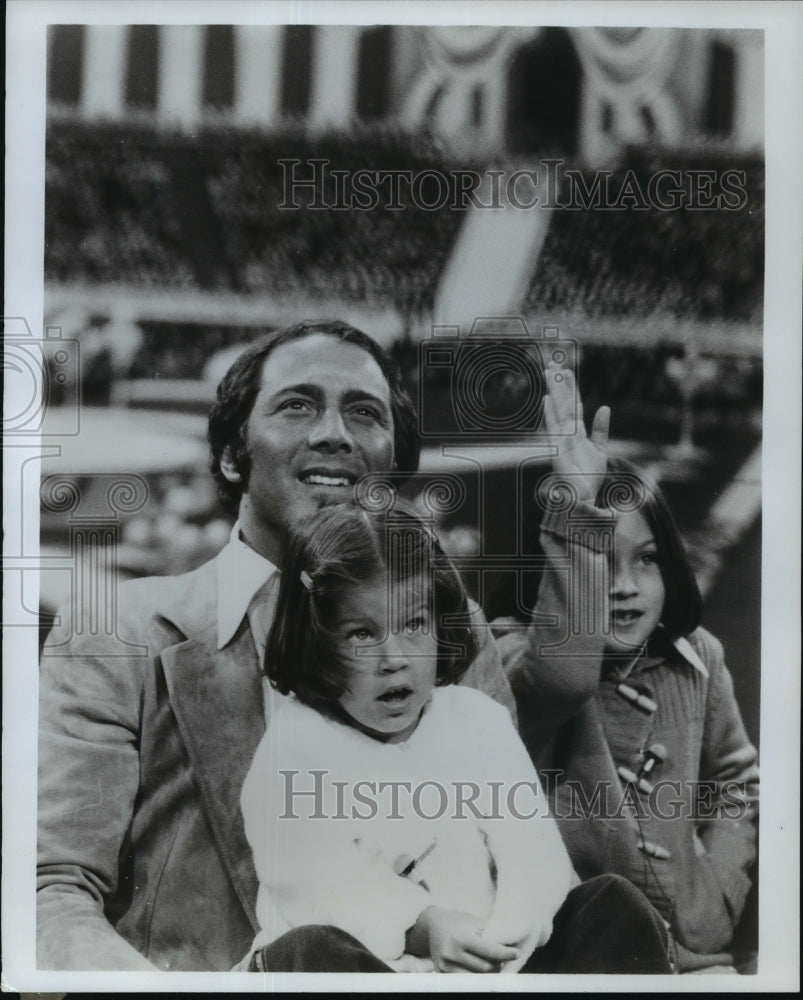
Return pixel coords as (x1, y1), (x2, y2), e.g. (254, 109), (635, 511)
(223, 333), (396, 562)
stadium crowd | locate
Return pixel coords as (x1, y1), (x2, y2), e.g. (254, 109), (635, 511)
(46, 123), (763, 324)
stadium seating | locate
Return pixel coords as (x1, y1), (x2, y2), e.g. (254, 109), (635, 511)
(45, 122), (764, 453)
(46, 124), (196, 287)
(45, 121), (461, 309)
(524, 151), (764, 322)
(45, 122), (764, 324)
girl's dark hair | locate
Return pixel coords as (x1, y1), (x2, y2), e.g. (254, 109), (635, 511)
(207, 320), (421, 515)
(265, 500), (479, 705)
(596, 457), (702, 641)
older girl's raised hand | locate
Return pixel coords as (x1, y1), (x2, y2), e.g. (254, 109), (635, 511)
(543, 365), (610, 502)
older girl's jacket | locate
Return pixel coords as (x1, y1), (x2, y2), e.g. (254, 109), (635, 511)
(498, 502), (759, 967)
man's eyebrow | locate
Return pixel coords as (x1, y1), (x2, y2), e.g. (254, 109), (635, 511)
(271, 382), (322, 399)
(341, 388), (391, 410)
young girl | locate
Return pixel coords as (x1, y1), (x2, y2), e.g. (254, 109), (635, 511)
(239, 499), (573, 973)
(238, 499), (673, 974)
(503, 370), (759, 973)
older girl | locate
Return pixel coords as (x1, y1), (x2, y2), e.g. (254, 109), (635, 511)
(504, 369), (759, 973)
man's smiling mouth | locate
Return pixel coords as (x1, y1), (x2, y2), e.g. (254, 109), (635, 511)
(300, 471), (356, 487)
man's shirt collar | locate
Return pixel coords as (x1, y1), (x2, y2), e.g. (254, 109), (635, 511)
(216, 522), (278, 649)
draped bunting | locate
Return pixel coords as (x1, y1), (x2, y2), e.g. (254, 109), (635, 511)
(575, 27), (679, 86)
(401, 25), (683, 165)
(570, 27), (683, 164)
(419, 25), (517, 74)
(57, 25), (752, 165)
(401, 26), (540, 156)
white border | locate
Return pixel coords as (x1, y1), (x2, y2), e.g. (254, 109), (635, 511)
(4, 0), (801, 992)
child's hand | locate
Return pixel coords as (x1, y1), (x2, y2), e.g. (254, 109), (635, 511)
(407, 905), (519, 972)
(543, 364), (610, 502)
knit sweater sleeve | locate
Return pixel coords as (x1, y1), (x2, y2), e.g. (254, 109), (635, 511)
(465, 693), (573, 968)
(241, 704), (433, 963)
(692, 629), (759, 926)
(502, 502), (616, 763)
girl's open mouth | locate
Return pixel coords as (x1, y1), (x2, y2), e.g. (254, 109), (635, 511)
(377, 686), (413, 704)
(612, 610), (643, 625)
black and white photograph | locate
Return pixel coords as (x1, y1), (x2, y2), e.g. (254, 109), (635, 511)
(3, 0), (800, 991)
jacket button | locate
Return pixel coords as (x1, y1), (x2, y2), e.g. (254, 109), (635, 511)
(616, 682), (657, 713)
(637, 838), (672, 860)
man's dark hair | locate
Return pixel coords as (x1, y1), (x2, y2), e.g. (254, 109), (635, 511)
(265, 500), (479, 706)
(208, 320), (421, 515)
(596, 457), (703, 642)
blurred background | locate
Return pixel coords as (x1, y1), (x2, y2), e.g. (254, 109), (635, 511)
(40, 22), (762, 744)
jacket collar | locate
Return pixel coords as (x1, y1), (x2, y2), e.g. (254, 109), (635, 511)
(634, 632), (709, 679)
(161, 617), (265, 933)
(671, 635), (709, 678)
(149, 557), (220, 639)
(148, 539), (272, 935)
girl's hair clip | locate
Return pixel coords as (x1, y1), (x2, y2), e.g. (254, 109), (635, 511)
(300, 570), (314, 591)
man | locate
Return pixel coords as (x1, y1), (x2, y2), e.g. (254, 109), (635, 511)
(37, 320), (515, 971)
